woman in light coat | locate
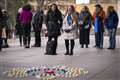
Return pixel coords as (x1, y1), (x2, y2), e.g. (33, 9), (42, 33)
(62, 5), (78, 56)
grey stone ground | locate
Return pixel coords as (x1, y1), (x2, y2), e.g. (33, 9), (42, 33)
(0, 35), (120, 80)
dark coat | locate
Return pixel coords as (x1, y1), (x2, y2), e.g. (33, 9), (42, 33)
(78, 11), (92, 45)
(78, 11), (92, 30)
(105, 11), (119, 29)
(0, 13), (4, 29)
(45, 10), (63, 37)
(15, 13), (23, 35)
(0, 13), (8, 29)
(32, 10), (44, 32)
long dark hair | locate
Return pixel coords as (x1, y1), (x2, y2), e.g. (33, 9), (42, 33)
(48, 3), (59, 13)
(106, 6), (115, 17)
(23, 4), (32, 11)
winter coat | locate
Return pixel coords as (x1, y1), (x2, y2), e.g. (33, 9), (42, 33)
(32, 10), (44, 32)
(0, 12), (11, 37)
(0, 13), (4, 29)
(0, 13), (8, 29)
(20, 10), (32, 25)
(62, 12), (78, 40)
(78, 11), (92, 30)
(78, 11), (92, 44)
(93, 10), (105, 33)
(45, 10), (63, 37)
(105, 11), (119, 30)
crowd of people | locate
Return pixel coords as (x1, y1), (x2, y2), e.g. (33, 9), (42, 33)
(0, 3), (119, 56)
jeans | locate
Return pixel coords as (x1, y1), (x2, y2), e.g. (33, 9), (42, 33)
(95, 32), (104, 48)
(23, 23), (31, 47)
(99, 32), (104, 48)
(108, 29), (116, 48)
(18, 27), (24, 46)
(19, 33), (24, 46)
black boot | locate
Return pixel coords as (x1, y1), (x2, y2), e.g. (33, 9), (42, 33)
(0, 47), (2, 51)
(86, 44), (88, 48)
(81, 44), (84, 48)
(53, 41), (57, 55)
(70, 49), (73, 56)
(70, 40), (74, 56)
(65, 40), (69, 55)
(19, 35), (22, 46)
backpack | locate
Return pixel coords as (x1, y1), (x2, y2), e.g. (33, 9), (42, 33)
(46, 40), (55, 55)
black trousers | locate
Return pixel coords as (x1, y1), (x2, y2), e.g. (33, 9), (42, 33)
(95, 33), (99, 47)
(48, 36), (58, 53)
(19, 33), (24, 46)
(18, 27), (24, 46)
(23, 23), (31, 47)
(35, 31), (41, 46)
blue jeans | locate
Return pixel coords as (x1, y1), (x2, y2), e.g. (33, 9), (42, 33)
(95, 32), (104, 48)
(108, 29), (116, 48)
(99, 32), (104, 48)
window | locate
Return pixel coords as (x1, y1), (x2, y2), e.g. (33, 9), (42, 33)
(76, 0), (90, 4)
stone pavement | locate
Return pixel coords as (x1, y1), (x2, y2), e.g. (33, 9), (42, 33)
(0, 35), (120, 80)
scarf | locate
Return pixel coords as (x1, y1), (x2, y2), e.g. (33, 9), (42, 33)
(67, 15), (73, 26)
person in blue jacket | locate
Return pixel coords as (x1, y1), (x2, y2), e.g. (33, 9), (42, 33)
(105, 6), (119, 50)
(93, 4), (105, 49)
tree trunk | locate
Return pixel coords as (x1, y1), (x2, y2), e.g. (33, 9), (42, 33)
(36, 0), (45, 8)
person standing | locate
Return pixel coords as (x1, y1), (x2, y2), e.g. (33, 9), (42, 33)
(2, 10), (11, 48)
(78, 6), (92, 48)
(63, 5), (78, 55)
(93, 4), (105, 49)
(32, 7), (44, 47)
(15, 8), (24, 46)
(45, 3), (63, 55)
(0, 7), (4, 51)
(20, 4), (32, 48)
(105, 6), (119, 50)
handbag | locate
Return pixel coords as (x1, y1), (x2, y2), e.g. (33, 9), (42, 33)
(46, 40), (55, 55)
(64, 29), (71, 33)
